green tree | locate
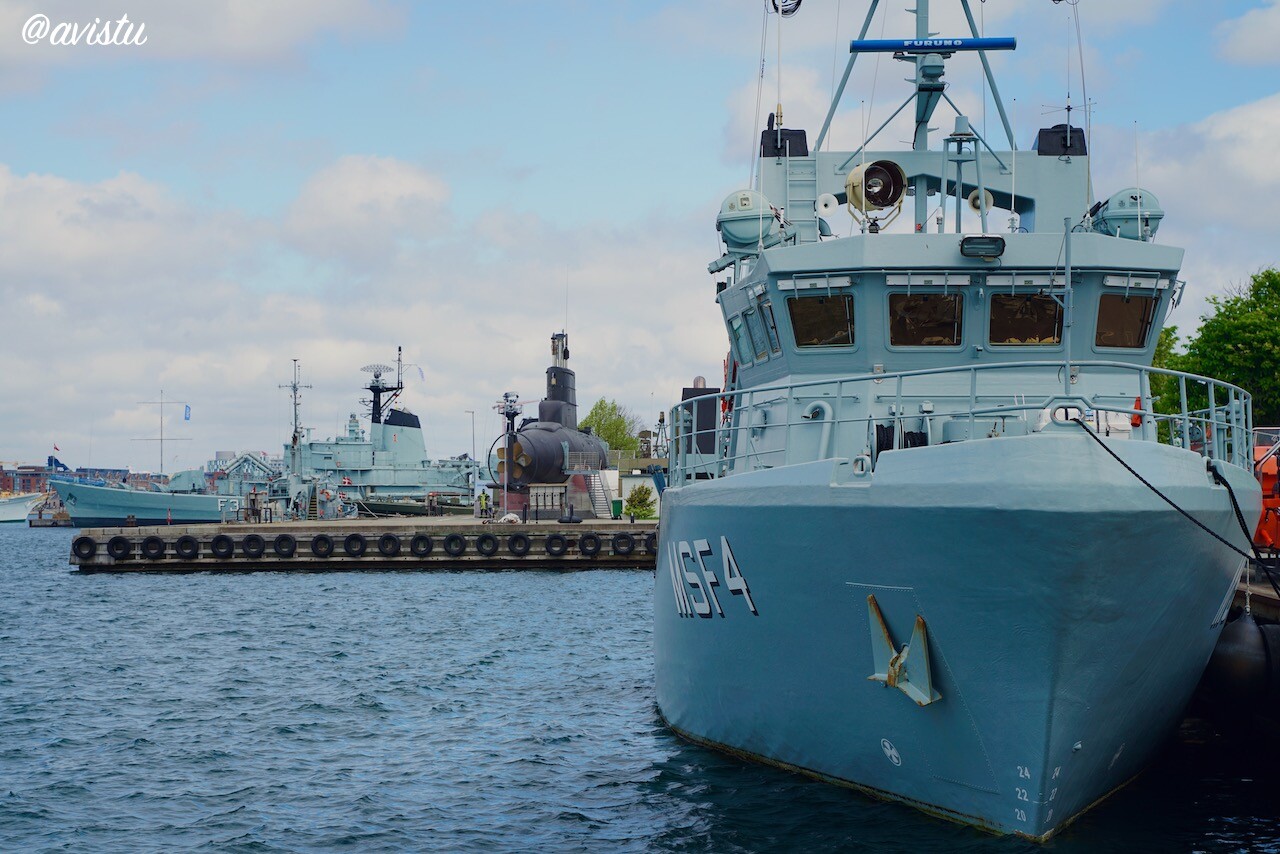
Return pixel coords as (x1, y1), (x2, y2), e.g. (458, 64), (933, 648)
(1181, 268), (1280, 426)
(579, 399), (642, 452)
(624, 483), (657, 519)
(1149, 325), (1183, 416)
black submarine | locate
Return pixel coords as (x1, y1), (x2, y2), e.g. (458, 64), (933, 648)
(491, 332), (609, 508)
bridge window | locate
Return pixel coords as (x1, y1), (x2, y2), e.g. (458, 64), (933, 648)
(759, 299), (782, 353)
(989, 294), (1062, 345)
(788, 294), (855, 347)
(744, 308), (770, 360)
(889, 293), (963, 346)
(729, 315), (752, 364)
(1096, 293), (1157, 349)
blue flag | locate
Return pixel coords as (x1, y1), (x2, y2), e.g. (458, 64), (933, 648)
(184, 405), (191, 421)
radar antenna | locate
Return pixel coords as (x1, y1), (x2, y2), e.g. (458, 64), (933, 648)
(360, 349), (406, 424)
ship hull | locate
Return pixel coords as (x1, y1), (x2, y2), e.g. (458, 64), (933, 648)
(0, 493), (44, 523)
(655, 433), (1261, 840)
(51, 480), (242, 527)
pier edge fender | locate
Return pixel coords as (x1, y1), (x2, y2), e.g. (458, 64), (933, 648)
(343, 533), (367, 557)
(310, 534), (334, 558)
(476, 533), (499, 556)
(176, 535), (200, 559)
(141, 536), (166, 560)
(410, 534), (433, 557)
(72, 536), (97, 560)
(580, 533), (602, 557)
(242, 534), (266, 559)
(507, 533), (531, 556)
(272, 534), (296, 558)
(444, 533), (466, 557)
(377, 534), (401, 557)
(106, 536), (131, 560)
(545, 533), (568, 557)
(612, 532), (635, 555)
(211, 535), (234, 560)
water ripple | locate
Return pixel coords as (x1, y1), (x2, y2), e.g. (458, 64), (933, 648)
(3, 527), (1280, 851)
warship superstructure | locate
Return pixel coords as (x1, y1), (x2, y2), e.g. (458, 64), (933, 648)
(285, 352), (475, 510)
(655, 1), (1262, 840)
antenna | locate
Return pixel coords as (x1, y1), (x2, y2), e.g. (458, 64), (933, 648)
(1134, 121), (1144, 240)
(132, 389), (191, 475)
(361, 354), (404, 424)
(1010, 98), (1018, 233)
(279, 359), (312, 450)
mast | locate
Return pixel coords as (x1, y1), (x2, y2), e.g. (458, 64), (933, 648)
(133, 389), (191, 475)
(912, 0), (935, 231)
(361, 351), (404, 425)
(279, 360), (311, 472)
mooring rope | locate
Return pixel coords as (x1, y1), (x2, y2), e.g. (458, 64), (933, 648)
(1071, 418), (1280, 601)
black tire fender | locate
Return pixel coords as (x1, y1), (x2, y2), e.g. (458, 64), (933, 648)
(141, 536), (166, 560)
(72, 536), (98, 560)
(476, 533), (498, 556)
(507, 533), (531, 556)
(242, 534), (266, 559)
(378, 533), (401, 557)
(107, 536), (132, 560)
(211, 534), (235, 559)
(343, 534), (367, 557)
(272, 534), (296, 558)
(545, 533), (568, 557)
(410, 534), (433, 557)
(311, 534), (334, 558)
(579, 533), (602, 557)
(644, 532), (658, 554)
(611, 532), (635, 556)
(444, 533), (466, 557)
(175, 535), (199, 559)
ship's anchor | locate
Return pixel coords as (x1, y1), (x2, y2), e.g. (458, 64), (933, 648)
(866, 594), (942, 706)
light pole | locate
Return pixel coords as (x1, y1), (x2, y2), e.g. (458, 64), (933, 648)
(464, 410), (476, 499)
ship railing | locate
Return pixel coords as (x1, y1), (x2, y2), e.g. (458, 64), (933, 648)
(565, 451), (601, 473)
(669, 360), (1254, 483)
(1257, 428), (1280, 475)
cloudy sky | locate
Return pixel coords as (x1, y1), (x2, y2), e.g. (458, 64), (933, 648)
(0, 0), (1275, 473)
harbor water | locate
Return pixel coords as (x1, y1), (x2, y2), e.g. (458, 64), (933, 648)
(3, 525), (1280, 852)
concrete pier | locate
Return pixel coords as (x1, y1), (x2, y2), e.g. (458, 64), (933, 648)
(69, 516), (658, 573)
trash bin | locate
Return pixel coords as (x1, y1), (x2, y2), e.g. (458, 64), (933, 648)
(611, 498), (623, 520)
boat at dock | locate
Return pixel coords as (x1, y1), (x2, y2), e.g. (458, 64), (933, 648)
(285, 352), (476, 514)
(655, 2), (1262, 842)
(0, 492), (45, 523)
(50, 477), (253, 527)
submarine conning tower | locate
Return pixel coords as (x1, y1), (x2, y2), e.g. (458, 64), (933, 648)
(494, 331), (609, 489)
(538, 331), (577, 430)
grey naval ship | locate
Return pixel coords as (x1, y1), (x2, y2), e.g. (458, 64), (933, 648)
(655, 1), (1263, 841)
(285, 352), (475, 515)
(52, 352), (473, 526)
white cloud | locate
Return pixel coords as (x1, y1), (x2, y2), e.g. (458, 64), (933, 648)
(1087, 91), (1280, 331)
(284, 155), (452, 268)
(1216, 1), (1280, 65)
(0, 156), (724, 472)
(0, 165), (250, 295)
